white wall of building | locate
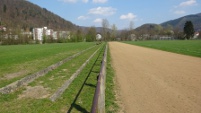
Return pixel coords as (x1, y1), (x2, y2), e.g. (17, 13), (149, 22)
(33, 28), (43, 41)
(53, 31), (58, 40)
(33, 27), (70, 41)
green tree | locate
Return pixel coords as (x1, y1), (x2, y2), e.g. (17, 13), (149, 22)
(183, 21), (195, 40)
(86, 26), (96, 42)
(154, 25), (163, 34)
(3, 4), (7, 13)
(0, 31), (2, 43)
(42, 35), (47, 44)
(76, 29), (82, 42)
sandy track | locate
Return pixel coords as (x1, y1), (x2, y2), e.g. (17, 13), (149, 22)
(109, 42), (201, 113)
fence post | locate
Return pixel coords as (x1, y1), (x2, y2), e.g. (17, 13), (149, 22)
(91, 44), (107, 113)
(98, 44), (107, 113)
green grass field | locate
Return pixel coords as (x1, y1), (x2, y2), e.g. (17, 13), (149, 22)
(125, 40), (201, 57)
(0, 42), (118, 113)
(0, 43), (95, 87)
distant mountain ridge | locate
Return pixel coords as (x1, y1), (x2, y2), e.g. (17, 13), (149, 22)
(136, 13), (201, 32)
(1, 0), (200, 33)
(0, 0), (77, 31)
(161, 13), (201, 31)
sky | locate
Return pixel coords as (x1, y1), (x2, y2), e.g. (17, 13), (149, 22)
(28, 0), (201, 30)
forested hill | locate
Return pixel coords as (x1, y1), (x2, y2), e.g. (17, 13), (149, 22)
(161, 13), (201, 31)
(135, 13), (201, 33)
(0, 0), (77, 31)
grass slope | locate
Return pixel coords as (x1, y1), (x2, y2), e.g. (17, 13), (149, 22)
(0, 43), (95, 87)
(125, 40), (201, 57)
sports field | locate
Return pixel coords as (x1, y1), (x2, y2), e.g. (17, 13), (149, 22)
(0, 42), (118, 113)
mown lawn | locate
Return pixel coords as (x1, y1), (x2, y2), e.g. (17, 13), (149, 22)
(0, 42), (95, 87)
(0, 43), (101, 113)
(0, 43), (119, 113)
(125, 40), (201, 57)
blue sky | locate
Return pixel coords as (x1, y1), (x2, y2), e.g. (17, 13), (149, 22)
(28, 0), (200, 29)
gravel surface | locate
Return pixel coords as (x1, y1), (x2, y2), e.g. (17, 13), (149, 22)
(109, 42), (201, 113)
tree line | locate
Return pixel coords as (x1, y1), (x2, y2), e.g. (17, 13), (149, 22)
(1, 19), (200, 45)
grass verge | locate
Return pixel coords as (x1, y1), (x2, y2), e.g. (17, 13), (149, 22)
(105, 44), (119, 113)
(125, 40), (201, 57)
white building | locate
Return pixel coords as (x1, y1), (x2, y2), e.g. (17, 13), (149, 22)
(33, 28), (43, 41)
(193, 32), (199, 39)
(53, 31), (58, 40)
(33, 27), (71, 42)
(45, 29), (53, 36)
(33, 27), (54, 41)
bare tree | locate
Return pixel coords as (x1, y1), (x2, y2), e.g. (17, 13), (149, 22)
(120, 29), (129, 41)
(111, 24), (117, 41)
(129, 21), (134, 31)
(127, 21), (135, 40)
(102, 19), (109, 41)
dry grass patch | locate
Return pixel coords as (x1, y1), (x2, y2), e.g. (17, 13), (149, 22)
(3, 70), (27, 80)
(18, 86), (50, 99)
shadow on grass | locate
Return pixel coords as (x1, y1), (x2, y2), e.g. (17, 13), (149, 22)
(67, 46), (105, 113)
(85, 83), (96, 88)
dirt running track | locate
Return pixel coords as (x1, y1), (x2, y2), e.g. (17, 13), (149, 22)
(109, 42), (201, 113)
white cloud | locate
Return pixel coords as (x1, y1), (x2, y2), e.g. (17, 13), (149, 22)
(120, 13), (137, 20)
(82, 0), (88, 3)
(174, 10), (186, 15)
(77, 16), (89, 20)
(59, 0), (89, 3)
(88, 7), (116, 16)
(93, 0), (108, 3)
(179, 0), (197, 7)
(58, 0), (77, 3)
(93, 18), (102, 23)
(172, 0), (197, 15)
